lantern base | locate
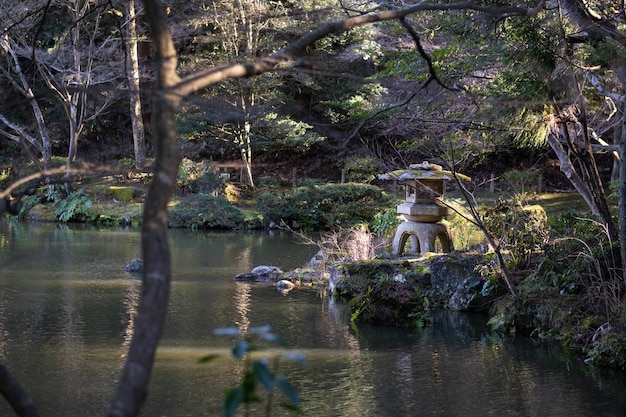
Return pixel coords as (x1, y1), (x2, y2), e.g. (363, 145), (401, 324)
(392, 221), (453, 257)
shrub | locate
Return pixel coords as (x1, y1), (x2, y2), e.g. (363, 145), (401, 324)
(482, 198), (549, 268)
(177, 158), (223, 194)
(342, 156), (382, 183)
(256, 183), (393, 230)
(168, 194), (245, 229)
(370, 207), (400, 240)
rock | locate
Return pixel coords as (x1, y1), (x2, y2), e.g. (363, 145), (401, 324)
(235, 265), (283, 282)
(234, 272), (258, 282)
(276, 279), (295, 293)
(448, 276), (501, 312)
(125, 258), (144, 273)
(428, 253), (481, 304)
(307, 250), (327, 270)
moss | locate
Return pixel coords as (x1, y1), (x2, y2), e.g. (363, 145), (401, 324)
(334, 259), (431, 327)
(107, 186), (135, 202)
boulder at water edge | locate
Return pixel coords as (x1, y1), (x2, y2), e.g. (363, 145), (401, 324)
(235, 265), (283, 282)
(125, 258), (144, 273)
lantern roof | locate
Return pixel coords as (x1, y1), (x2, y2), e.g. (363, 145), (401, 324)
(379, 161), (471, 182)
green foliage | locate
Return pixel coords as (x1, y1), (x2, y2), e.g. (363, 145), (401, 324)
(342, 156), (382, 183)
(585, 332), (626, 369)
(442, 207), (482, 251)
(256, 183), (393, 230)
(168, 194), (245, 229)
(257, 176), (281, 190)
(490, 70), (549, 102)
(314, 26), (373, 54)
(482, 199), (549, 269)
(501, 169), (540, 197)
(255, 113), (325, 153)
(204, 325), (305, 417)
(346, 271), (431, 327)
(47, 187), (93, 222)
(0, 168), (11, 188)
(370, 207), (400, 240)
(318, 82), (388, 123)
(377, 49), (427, 81)
(177, 158), (224, 194)
(500, 107), (550, 149)
(583, 38), (626, 67)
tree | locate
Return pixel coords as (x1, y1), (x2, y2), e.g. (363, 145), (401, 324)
(556, 0), (626, 287)
(127, 0), (147, 168)
(176, 0), (330, 187)
(0, 22), (54, 170)
(0, 1), (127, 171)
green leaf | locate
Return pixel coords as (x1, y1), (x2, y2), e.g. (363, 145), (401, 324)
(276, 375), (301, 407)
(252, 360), (275, 392)
(223, 387), (244, 417)
(280, 352), (307, 367)
(248, 325), (272, 335)
(232, 341), (249, 360)
(214, 327), (242, 336)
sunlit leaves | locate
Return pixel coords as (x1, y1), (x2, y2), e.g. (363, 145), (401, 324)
(256, 113), (326, 153)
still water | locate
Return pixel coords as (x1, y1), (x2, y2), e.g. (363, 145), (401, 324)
(0, 220), (624, 417)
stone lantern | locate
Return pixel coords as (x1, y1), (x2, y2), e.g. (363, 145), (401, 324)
(379, 162), (470, 257)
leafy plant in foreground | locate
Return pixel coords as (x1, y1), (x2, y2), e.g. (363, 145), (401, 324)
(201, 325), (306, 417)
(52, 188), (93, 222)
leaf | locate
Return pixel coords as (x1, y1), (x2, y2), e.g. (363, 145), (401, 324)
(252, 360), (275, 392)
(260, 332), (284, 345)
(223, 387), (243, 417)
(214, 327), (242, 336)
(232, 341), (249, 360)
(248, 325), (272, 335)
(276, 375), (301, 407)
(198, 354), (220, 363)
(280, 352), (307, 367)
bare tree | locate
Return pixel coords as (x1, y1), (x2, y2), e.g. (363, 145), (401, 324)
(0, 1), (126, 172)
(0, 30), (54, 170)
(127, 0), (147, 168)
(549, 0), (626, 285)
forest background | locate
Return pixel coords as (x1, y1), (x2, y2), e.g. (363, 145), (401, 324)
(1, 1), (626, 417)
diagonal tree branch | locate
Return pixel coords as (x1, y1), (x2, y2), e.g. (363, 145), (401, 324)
(170, 0), (545, 98)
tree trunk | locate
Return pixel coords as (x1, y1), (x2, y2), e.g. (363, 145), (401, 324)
(0, 365), (39, 417)
(128, 0), (147, 168)
(619, 84), (626, 287)
(106, 1), (181, 416)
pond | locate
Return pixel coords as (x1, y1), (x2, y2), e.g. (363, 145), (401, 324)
(0, 220), (624, 417)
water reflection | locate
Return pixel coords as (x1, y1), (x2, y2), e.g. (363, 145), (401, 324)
(234, 282), (252, 334)
(0, 221), (624, 417)
(121, 278), (140, 355)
